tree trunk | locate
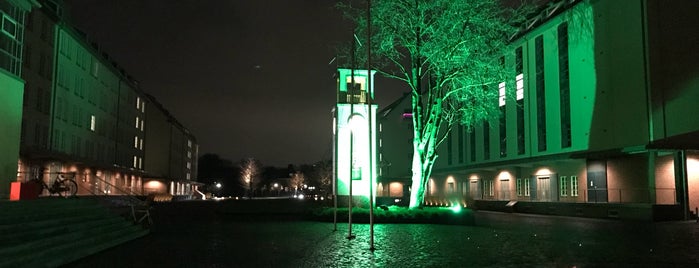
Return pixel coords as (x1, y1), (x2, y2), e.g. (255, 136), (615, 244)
(409, 146), (424, 208)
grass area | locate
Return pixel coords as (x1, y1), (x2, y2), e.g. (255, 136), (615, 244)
(308, 205), (475, 225)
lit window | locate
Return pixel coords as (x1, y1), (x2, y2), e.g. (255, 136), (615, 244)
(138, 157), (142, 169)
(498, 82), (506, 107)
(141, 102), (145, 113)
(516, 178), (522, 196)
(186, 162), (191, 169)
(136, 97), (140, 109)
(560, 176), (568, 196)
(140, 120), (144, 131)
(139, 138), (143, 150)
(571, 176), (578, 197)
(516, 73), (524, 100)
(133, 156), (137, 168)
(134, 136), (138, 148)
(187, 151), (191, 158)
(488, 180), (494, 196)
(135, 117), (139, 128)
(90, 115), (96, 131)
(187, 140), (192, 148)
(186, 173), (191, 180)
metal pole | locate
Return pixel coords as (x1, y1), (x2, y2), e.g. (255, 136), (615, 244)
(367, 0), (375, 251)
(333, 85), (338, 231)
(347, 36), (356, 240)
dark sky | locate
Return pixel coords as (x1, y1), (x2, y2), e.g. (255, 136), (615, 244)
(62, 0), (405, 167)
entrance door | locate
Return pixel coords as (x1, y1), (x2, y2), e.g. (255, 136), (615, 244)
(537, 177), (551, 201)
(587, 160), (608, 203)
(470, 181), (480, 200)
(500, 180), (510, 200)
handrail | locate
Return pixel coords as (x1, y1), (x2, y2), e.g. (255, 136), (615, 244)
(75, 175), (152, 226)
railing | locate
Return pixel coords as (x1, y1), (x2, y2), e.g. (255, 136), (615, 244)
(76, 175), (152, 226)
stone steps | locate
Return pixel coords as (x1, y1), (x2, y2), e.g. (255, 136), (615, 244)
(0, 197), (149, 267)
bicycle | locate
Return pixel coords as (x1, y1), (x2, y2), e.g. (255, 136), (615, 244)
(31, 172), (78, 198)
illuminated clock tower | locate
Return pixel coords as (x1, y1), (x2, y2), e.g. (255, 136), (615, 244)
(333, 68), (377, 201)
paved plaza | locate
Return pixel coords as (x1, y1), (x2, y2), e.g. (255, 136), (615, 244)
(68, 201), (699, 267)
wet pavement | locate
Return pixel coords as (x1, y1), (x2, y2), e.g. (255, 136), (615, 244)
(67, 201), (699, 267)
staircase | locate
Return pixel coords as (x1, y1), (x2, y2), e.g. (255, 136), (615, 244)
(0, 197), (149, 267)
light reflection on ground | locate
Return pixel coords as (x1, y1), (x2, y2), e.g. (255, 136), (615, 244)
(70, 205), (699, 267)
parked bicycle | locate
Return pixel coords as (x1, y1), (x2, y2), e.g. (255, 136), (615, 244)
(31, 172), (78, 197)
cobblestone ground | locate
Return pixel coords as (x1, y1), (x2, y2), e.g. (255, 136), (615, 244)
(68, 203), (699, 268)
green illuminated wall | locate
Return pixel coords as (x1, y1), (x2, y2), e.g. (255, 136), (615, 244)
(334, 69), (378, 199)
(0, 71), (25, 197)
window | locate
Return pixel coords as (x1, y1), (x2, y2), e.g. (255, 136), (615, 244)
(558, 23), (571, 148)
(188, 140), (192, 148)
(135, 117), (139, 129)
(535, 35), (547, 152)
(134, 136), (138, 149)
(90, 115), (96, 131)
(516, 178), (522, 196)
(2, 14), (17, 39)
(469, 130), (476, 162)
(447, 132), (453, 165)
(498, 82), (506, 107)
(23, 44), (31, 68)
(141, 102), (145, 113)
(345, 75), (367, 103)
(524, 178), (530, 196)
(458, 126), (464, 163)
(487, 180), (494, 196)
(571, 176), (578, 197)
(138, 157), (142, 169)
(516, 47), (525, 155)
(140, 120), (144, 131)
(133, 156), (138, 168)
(560, 176), (568, 196)
(186, 162), (191, 169)
(500, 104), (506, 158)
(136, 97), (140, 109)
(483, 121), (490, 160)
(139, 138), (143, 150)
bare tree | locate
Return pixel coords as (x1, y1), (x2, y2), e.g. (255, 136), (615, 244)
(342, 0), (530, 208)
(289, 171), (306, 194)
(240, 158), (261, 198)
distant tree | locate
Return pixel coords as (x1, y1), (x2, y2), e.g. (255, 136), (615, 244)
(289, 171), (306, 194)
(311, 160), (333, 195)
(341, 0), (530, 208)
(240, 158), (261, 197)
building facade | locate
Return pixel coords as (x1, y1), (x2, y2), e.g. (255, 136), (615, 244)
(0, 0), (40, 198)
(13, 0), (198, 198)
(379, 0), (699, 220)
(143, 95), (199, 196)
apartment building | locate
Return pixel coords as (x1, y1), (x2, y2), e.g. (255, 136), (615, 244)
(14, 0), (198, 198)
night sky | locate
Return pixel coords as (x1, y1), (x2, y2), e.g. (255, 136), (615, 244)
(62, 0), (405, 167)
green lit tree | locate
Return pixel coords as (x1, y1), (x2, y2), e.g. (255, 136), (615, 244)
(342, 0), (530, 208)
